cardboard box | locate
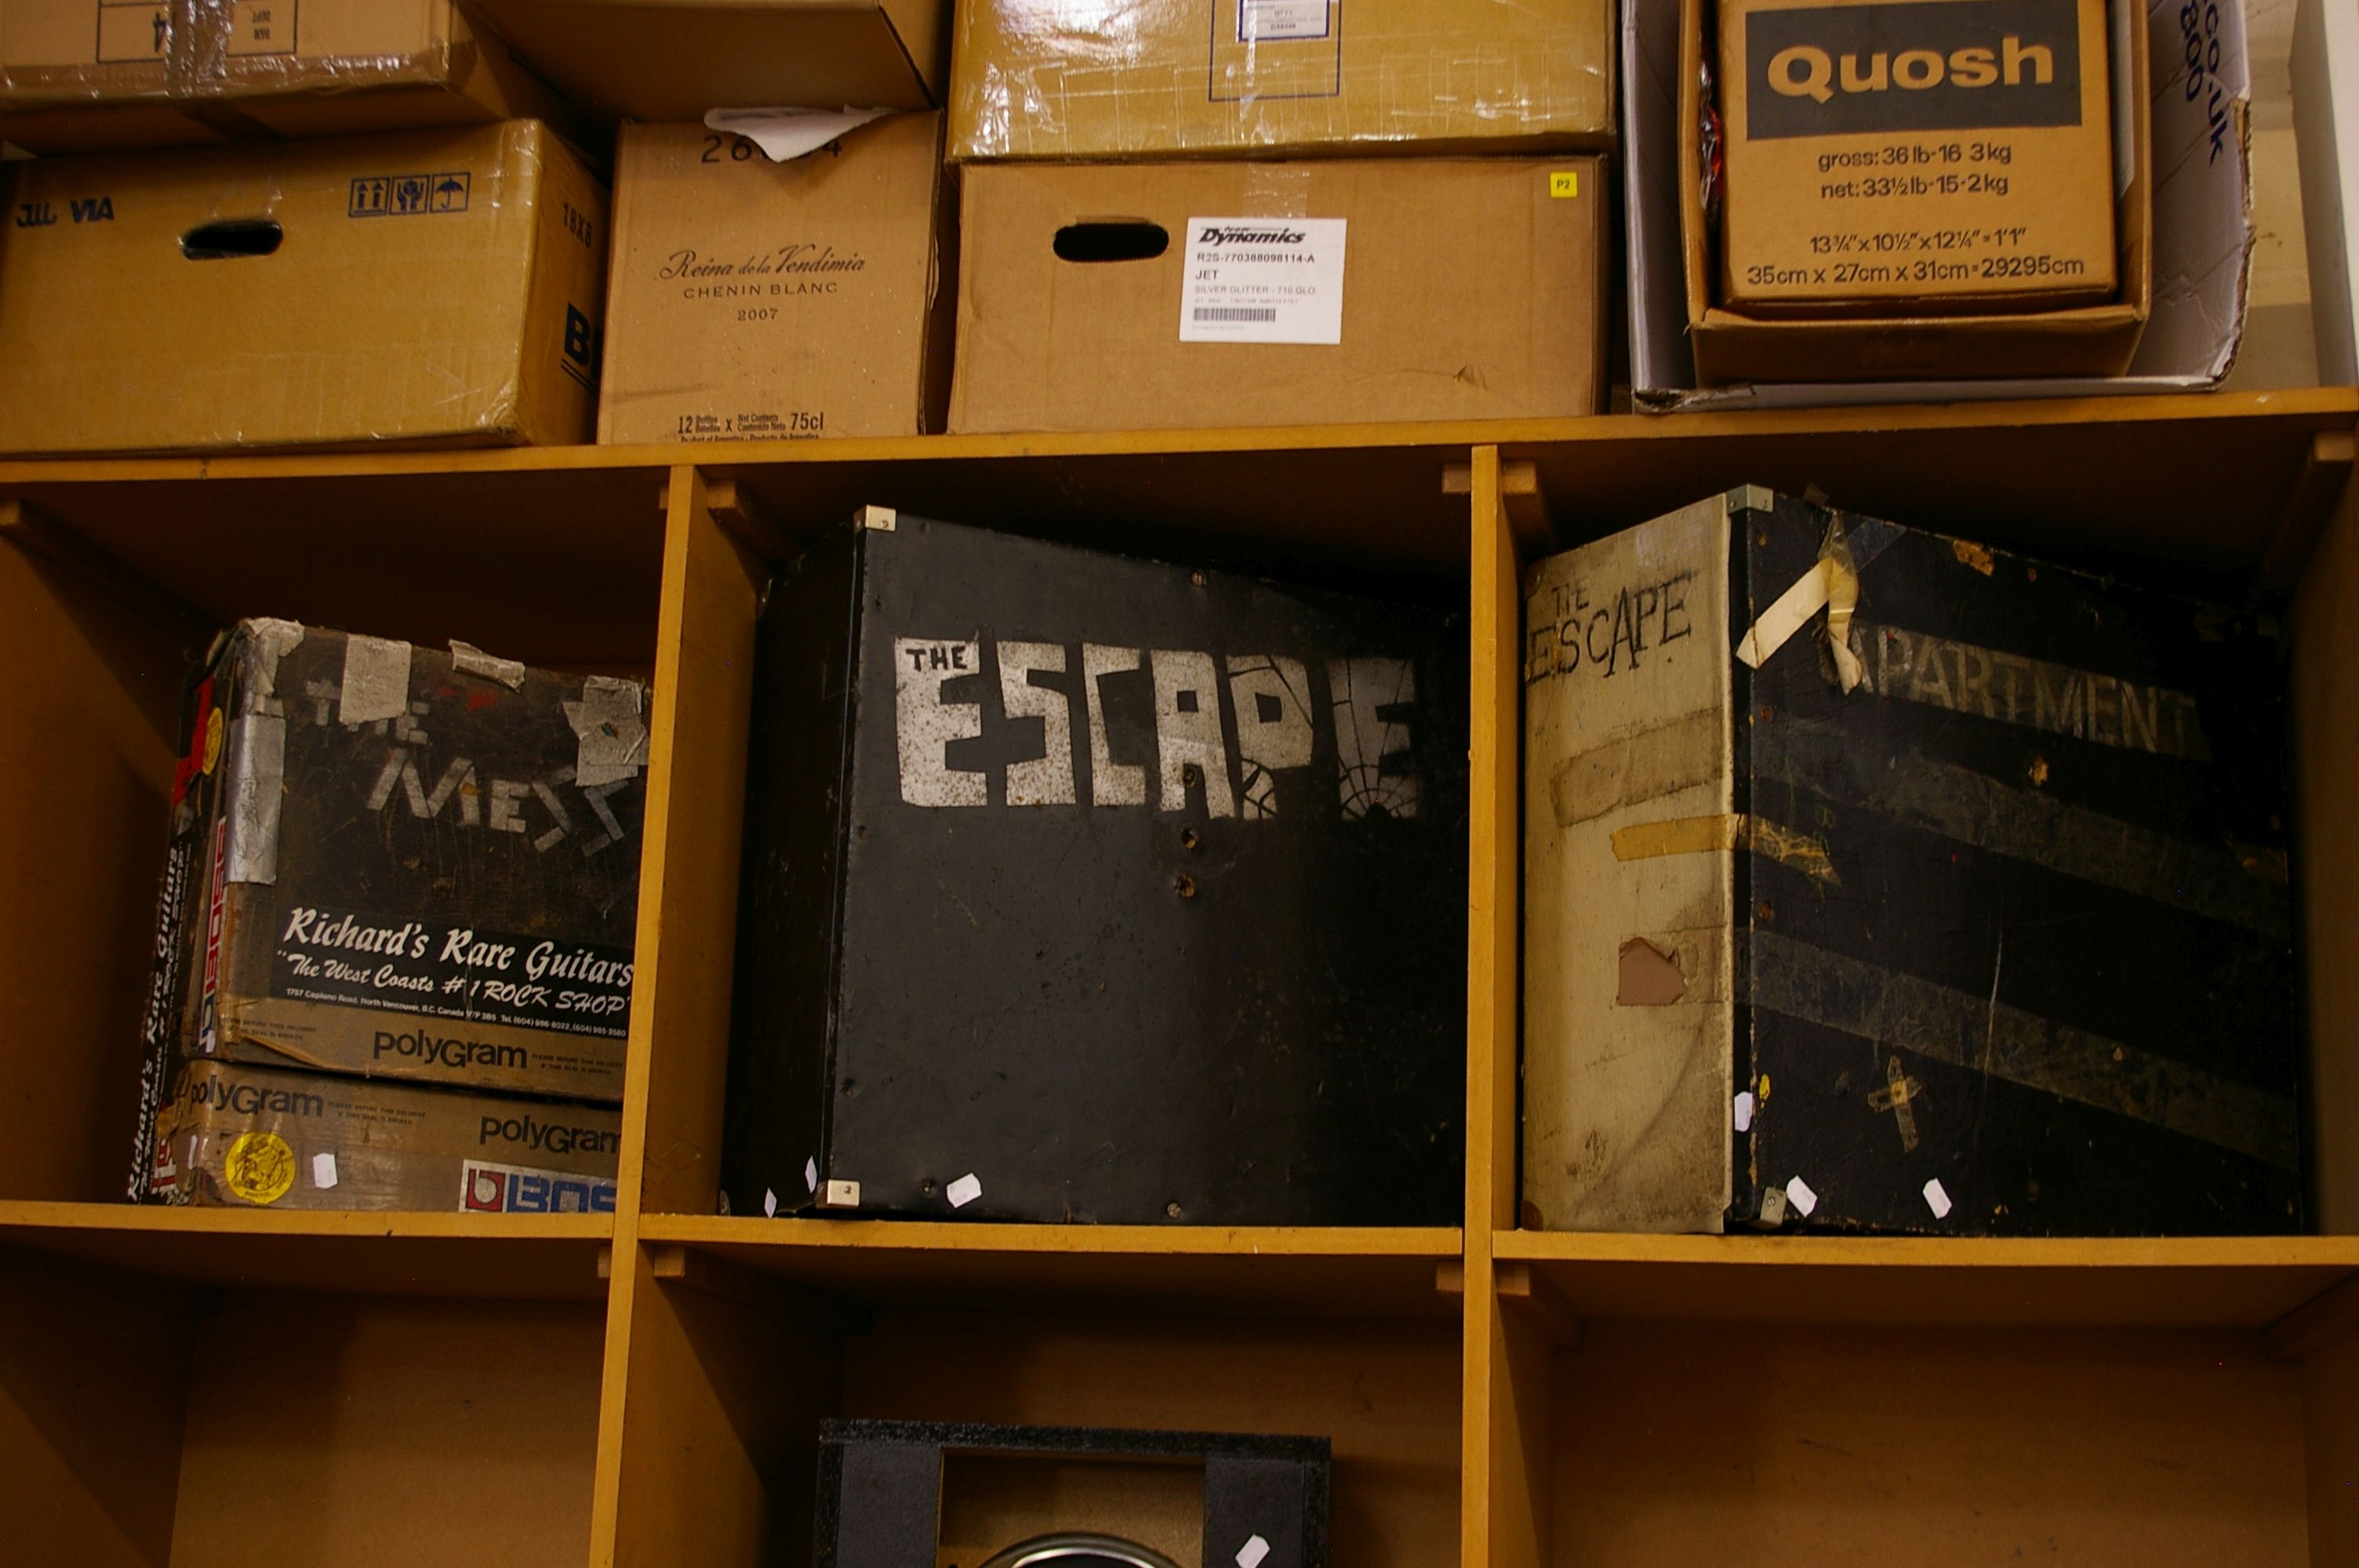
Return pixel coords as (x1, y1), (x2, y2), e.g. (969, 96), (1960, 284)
(0, 119), (608, 454)
(463, 0), (945, 122)
(1630, 0), (2247, 405)
(151, 1058), (621, 1210)
(1679, 0), (2148, 379)
(948, 0), (1615, 160)
(722, 510), (1469, 1227)
(0, 0), (580, 154)
(125, 620), (647, 1191)
(1521, 487), (2299, 1235)
(1713, 0), (2117, 313)
(2293, 0), (2359, 385)
(598, 113), (953, 445)
(950, 156), (1607, 434)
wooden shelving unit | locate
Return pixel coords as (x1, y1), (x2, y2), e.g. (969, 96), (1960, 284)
(5, 390), (2358, 1566)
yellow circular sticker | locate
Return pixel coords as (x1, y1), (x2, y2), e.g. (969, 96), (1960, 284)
(224, 1130), (296, 1205)
(202, 706), (224, 775)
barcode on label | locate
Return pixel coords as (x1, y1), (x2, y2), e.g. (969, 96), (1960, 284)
(1193, 307), (1279, 321)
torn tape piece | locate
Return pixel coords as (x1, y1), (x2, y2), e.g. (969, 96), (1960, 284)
(311, 1152), (337, 1190)
(1610, 813), (1839, 885)
(945, 1172), (983, 1209)
(1237, 1537), (1273, 1568)
(1785, 1175), (1819, 1217)
(763, 1188), (778, 1218)
(223, 713), (285, 884)
(565, 676), (649, 788)
(1923, 1178), (1953, 1219)
(241, 619), (305, 706)
(338, 636), (413, 725)
(804, 1156), (819, 1192)
(1733, 532), (1864, 691)
(450, 640), (525, 690)
(1733, 1091), (1755, 1132)
(705, 106), (891, 162)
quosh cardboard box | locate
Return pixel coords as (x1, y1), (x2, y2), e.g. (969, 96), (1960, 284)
(949, 0), (1615, 161)
(599, 112), (954, 445)
(1628, 0), (2250, 405)
(1677, 0), (2150, 380)
(0, 118), (608, 454)
(950, 156), (1607, 433)
(0, 0), (577, 154)
(1713, 0), (2119, 313)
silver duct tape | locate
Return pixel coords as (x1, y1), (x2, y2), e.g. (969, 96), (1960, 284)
(223, 712), (285, 885)
(449, 640), (526, 690)
(565, 676), (649, 788)
(339, 636), (413, 725)
(1749, 928), (2299, 1171)
(241, 618), (305, 707)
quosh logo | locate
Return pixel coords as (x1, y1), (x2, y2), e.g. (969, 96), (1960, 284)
(1745, 0), (2085, 140)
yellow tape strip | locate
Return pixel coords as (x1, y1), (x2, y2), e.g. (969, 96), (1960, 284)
(1611, 813), (1841, 884)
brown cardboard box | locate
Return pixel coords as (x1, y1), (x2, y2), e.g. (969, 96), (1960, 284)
(1678, 0), (2151, 380)
(949, 0), (1615, 161)
(0, 0), (580, 154)
(152, 1059), (620, 1210)
(464, 0), (946, 122)
(0, 119), (609, 454)
(599, 113), (954, 445)
(949, 157), (1607, 434)
(1716, 0), (2116, 312)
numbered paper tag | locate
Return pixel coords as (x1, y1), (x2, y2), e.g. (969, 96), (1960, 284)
(1180, 216), (1347, 345)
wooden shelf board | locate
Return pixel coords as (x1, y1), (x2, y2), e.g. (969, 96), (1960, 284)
(0, 1200), (613, 1300)
(2, 391), (2349, 590)
(1493, 1230), (2359, 1330)
(636, 1214), (1464, 1318)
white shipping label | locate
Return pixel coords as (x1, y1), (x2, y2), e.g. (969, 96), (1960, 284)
(1240, 0), (1330, 40)
(1180, 216), (1347, 345)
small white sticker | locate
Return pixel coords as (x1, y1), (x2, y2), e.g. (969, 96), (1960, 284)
(311, 1152), (337, 1190)
(804, 1156), (819, 1192)
(1236, 1535), (1272, 1568)
(945, 1172), (983, 1209)
(1785, 1175), (1819, 1217)
(763, 1188), (778, 1218)
(1239, 0), (1328, 39)
(1732, 1091), (1755, 1132)
(1180, 216), (1347, 345)
(1923, 1178), (1954, 1219)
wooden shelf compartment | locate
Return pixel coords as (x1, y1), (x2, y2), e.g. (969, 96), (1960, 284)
(0, 479), (663, 1219)
(6, 1243), (608, 1568)
(594, 1239), (1462, 1568)
(1463, 439), (2359, 1568)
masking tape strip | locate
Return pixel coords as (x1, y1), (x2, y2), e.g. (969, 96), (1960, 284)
(1611, 812), (1839, 884)
(1241, 162), (1312, 217)
(339, 636), (413, 725)
(450, 640), (525, 690)
(1750, 927), (2299, 1171)
(1734, 529), (1864, 691)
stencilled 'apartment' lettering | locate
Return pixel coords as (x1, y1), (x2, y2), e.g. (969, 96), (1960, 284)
(1856, 622), (2212, 760)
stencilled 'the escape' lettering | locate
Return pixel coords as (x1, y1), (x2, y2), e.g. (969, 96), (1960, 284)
(1523, 569), (1700, 683)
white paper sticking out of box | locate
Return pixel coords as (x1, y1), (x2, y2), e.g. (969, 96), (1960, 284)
(1180, 217), (1348, 344)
